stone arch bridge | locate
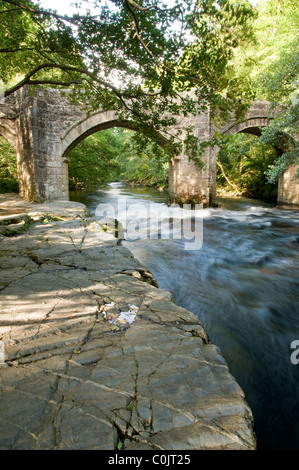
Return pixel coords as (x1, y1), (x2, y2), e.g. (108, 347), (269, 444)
(0, 87), (297, 206)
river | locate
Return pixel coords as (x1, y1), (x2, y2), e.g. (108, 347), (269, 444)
(70, 183), (299, 450)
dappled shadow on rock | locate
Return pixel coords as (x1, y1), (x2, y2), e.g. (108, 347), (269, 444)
(0, 207), (256, 450)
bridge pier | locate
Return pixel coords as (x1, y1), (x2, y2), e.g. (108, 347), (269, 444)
(278, 164), (299, 205)
(168, 149), (217, 207)
(14, 88), (69, 202)
(168, 106), (217, 207)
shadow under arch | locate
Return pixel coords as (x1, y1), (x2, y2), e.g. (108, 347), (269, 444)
(220, 115), (295, 157)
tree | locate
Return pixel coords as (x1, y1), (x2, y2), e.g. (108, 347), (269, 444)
(214, 0), (299, 198)
(217, 133), (278, 200)
(67, 127), (169, 190)
(115, 130), (169, 187)
(67, 129), (123, 190)
(240, 0), (299, 183)
(0, 0), (257, 163)
(257, 41), (299, 183)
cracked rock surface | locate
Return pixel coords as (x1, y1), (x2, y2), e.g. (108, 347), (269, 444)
(0, 196), (256, 450)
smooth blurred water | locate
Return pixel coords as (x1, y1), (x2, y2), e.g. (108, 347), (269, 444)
(70, 183), (299, 450)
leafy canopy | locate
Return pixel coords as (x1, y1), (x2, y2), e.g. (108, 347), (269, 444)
(253, 0), (299, 182)
(217, 133), (278, 200)
(0, 0), (257, 160)
(218, 0), (299, 190)
(68, 129), (123, 190)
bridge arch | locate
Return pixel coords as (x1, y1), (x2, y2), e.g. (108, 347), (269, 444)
(214, 106), (299, 204)
(59, 109), (171, 199)
(60, 110), (169, 157)
(222, 117), (273, 137)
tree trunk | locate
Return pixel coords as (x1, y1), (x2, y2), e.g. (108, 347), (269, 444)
(216, 160), (243, 195)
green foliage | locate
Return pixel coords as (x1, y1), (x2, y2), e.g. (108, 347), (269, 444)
(1, 215), (35, 237)
(232, 0), (299, 86)
(265, 146), (299, 185)
(180, 0), (257, 124)
(116, 138), (169, 188)
(39, 214), (64, 223)
(217, 133), (278, 201)
(216, 0), (299, 195)
(253, 0), (299, 82)
(257, 40), (299, 106)
(0, 137), (18, 193)
(0, 0), (257, 166)
(250, 0), (299, 182)
(0, 0), (83, 89)
(68, 128), (168, 190)
(68, 129), (123, 189)
(117, 439), (123, 450)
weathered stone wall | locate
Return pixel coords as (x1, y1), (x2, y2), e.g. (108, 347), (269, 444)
(1, 88), (87, 201)
(3, 87), (38, 201)
(19, 88), (85, 201)
(278, 164), (299, 205)
(221, 101), (274, 136)
(168, 107), (213, 206)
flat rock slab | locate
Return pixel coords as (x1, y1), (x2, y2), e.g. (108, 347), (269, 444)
(0, 193), (87, 220)
(0, 197), (256, 450)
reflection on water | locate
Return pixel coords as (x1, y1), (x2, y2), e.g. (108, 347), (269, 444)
(70, 184), (299, 450)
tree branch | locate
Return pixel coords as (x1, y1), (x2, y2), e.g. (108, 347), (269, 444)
(125, 0), (156, 11)
(0, 7), (20, 14)
(3, 62), (145, 101)
(26, 79), (82, 87)
(216, 160), (243, 195)
(123, 0), (201, 86)
(0, 47), (35, 53)
(1, 0), (84, 24)
(0, 47), (69, 54)
(124, 0), (169, 68)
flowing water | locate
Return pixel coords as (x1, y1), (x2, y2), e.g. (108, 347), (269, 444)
(70, 183), (299, 450)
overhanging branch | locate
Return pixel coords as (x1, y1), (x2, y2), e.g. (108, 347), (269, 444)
(125, 0), (156, 11)
(2, 0), (79, 24)
(4, 62), (130, 99)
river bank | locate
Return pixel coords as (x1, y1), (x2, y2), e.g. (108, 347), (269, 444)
(0, 194), (256, 450)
